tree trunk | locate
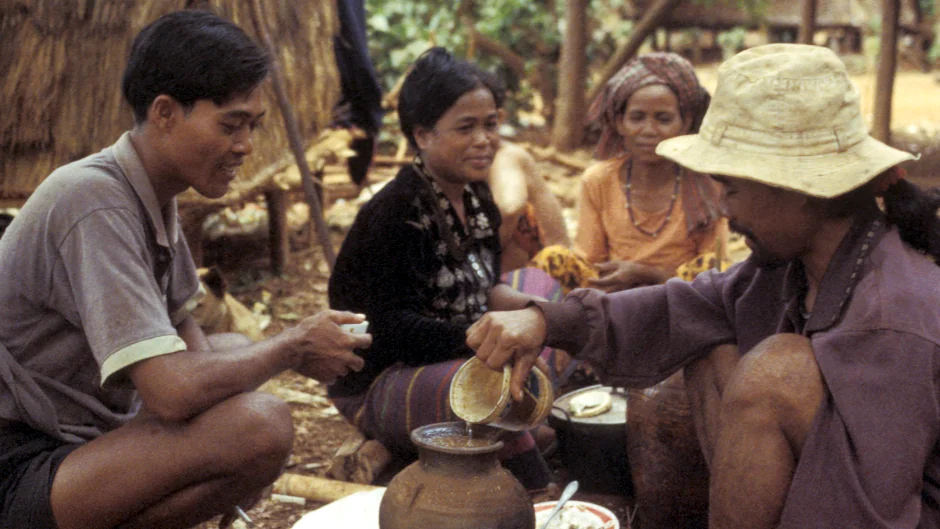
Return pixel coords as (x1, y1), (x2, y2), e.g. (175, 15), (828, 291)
(265, 189), (290, 275)
(798, 0), (817, 45)
(551, 0), (589, 151)
(873, 0), (900, 143)
(586, 0), (682, 106)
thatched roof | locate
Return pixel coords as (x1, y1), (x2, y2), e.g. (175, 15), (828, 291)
(0, 0), (341, 207)
(627, 0), (921, 31)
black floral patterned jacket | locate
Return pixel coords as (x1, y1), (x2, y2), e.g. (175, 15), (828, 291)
(328, 164), (502, 397)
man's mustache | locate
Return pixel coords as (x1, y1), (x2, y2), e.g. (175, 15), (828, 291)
(728, 220), (757, 242)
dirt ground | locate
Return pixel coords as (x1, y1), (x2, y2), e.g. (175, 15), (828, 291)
(191, 64), (940, 529)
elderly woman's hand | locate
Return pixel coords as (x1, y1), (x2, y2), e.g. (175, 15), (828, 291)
(466, 306), (547, 401)
(587, 260), (670, 293)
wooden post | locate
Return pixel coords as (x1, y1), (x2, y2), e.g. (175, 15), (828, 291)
(587, 0), (682, 106)
(264, 189), (290, 275)
(873, 0), (900, 143)
(247, 0), (336, 272)
(691, 29), (703, 64)
(550, 0), (589, 151)
(798, 0), (817, 45)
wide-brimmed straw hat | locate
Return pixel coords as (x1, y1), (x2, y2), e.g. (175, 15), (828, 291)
(656, 44), (914, 198)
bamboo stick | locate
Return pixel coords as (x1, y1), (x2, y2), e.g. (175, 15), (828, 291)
(272, 473), (384, 504)
(246, 0), (336, 270)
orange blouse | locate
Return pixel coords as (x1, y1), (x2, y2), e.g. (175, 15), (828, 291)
(573, 156), (727, 271)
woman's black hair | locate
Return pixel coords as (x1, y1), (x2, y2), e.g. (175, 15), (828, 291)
(398, 47), (505, 150)
(122, 9), (270, 124)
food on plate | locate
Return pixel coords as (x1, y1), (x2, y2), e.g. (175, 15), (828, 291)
(568, 390), (613, 418)
(534, 503), (617, 529)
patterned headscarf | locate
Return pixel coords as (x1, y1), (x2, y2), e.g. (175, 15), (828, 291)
(590, 52), (710, 160)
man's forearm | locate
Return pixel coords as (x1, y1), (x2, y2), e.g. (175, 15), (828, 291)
(129, 331), (296, 422)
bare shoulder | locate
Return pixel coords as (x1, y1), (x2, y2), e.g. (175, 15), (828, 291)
(580, 158), (622, 187)
(493, 141), (534, 169)
(489, 142), (533, 215)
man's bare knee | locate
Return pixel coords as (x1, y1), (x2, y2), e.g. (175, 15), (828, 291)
(686, 343), (740, 466)
(732, 334), (819, 401)
(219, 392), (294, 477)
(721, 334), (823, 454)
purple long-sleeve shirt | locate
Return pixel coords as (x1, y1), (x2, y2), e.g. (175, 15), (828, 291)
(537, 212), (940, 528)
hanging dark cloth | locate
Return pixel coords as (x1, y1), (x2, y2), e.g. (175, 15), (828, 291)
(334, 0), (384, 136)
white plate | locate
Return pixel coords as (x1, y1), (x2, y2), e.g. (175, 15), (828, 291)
(291, 488), (385, 529)
(533, 500), (620, 529)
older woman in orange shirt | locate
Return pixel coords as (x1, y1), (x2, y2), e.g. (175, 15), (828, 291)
(534, 52), (728, 293)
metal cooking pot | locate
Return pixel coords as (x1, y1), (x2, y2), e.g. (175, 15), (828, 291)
(548, 385), (632, 495)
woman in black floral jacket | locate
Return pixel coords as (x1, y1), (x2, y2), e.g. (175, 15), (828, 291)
(327, 47), (554, 490)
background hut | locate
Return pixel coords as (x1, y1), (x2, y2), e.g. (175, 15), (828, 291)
(0, 0), (342, 266)
(627, 0), (925, 59)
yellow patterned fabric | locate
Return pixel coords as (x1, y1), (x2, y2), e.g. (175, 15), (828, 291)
(531, 245), (731, 294)
(676, 250), (732, 282)
(528, 245), (597, 294)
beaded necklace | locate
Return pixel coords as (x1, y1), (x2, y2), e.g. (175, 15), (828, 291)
(622, 158), (682, 238)
(801, 218), (882, 329)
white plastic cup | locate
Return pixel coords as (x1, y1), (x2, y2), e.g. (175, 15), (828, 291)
(449, 357), (554, 431)
(340, 321), (369, 334)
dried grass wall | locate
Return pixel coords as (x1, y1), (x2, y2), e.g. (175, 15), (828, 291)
(0, 0), (341, 205)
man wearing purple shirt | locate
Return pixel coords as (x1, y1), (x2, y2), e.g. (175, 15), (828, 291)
(468, 44), (940, 528)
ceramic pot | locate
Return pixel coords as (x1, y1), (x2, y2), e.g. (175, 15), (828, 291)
(626, 371), (709, 529)
(548, 385), (632, 495)
(378, 422), (535, 529)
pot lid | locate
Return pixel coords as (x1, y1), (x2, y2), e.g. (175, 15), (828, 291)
(550, 385), (627, 426)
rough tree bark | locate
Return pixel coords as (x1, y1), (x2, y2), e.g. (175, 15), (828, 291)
(873, 0), (900, 143)
(586, 0), (682, 106)
(551, 0), (589, 151)
(798, 0), (817, 45)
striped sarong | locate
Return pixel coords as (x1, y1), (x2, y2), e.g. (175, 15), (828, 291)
(331, 267), (565, 458)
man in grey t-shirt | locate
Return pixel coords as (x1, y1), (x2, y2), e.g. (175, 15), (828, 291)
(0, 10), (371, 529)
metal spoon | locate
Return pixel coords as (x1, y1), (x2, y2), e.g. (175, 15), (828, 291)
(539, 480), (579, 529)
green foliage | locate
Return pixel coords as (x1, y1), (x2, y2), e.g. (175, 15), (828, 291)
(364, 0), (469, 89)
(364, 0), (573, 89)
(930, 21), (940, 65)
(364, 0), (634, 125)
(716, 26), (747, 60)
(921, 0), (936, 16)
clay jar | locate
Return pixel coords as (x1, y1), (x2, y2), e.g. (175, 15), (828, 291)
(379, 422), (535, 529)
